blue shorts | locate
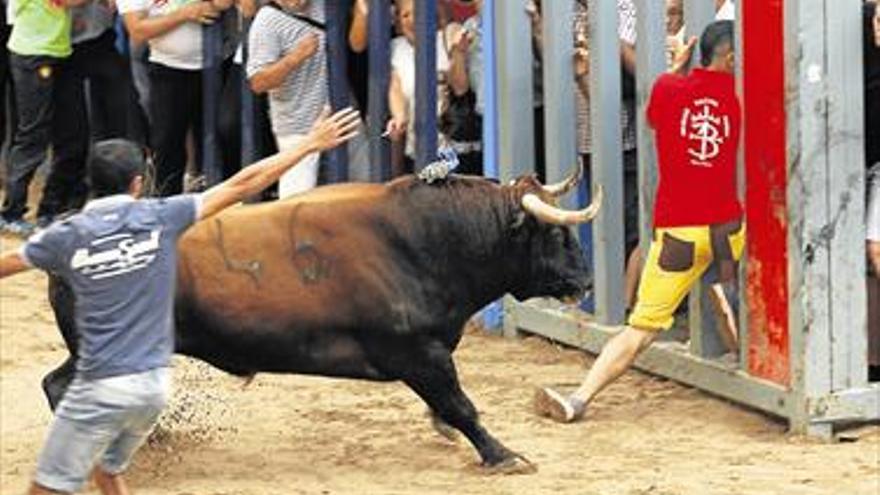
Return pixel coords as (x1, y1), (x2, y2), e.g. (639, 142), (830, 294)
(34, 368), (170, 493)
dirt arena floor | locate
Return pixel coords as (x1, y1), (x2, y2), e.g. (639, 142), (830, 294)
(2, 232), (878, 495)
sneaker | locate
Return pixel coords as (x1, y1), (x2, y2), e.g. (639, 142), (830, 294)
(0, 217), (37, 238)
(533, 387), (586, 423)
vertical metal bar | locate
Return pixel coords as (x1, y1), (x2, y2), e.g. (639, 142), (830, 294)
(368, 0), (391, 181)
(684, 0), (726, 358)
(826, 1), (867, 391)
(325, 0), (351, 183)
(481, 0), (499, 179)
(785, 0), (832, 437)
(589, 0), (625, 324)
(414, 0), (437, 169)
(494, 0), (534, 182)
(240, 16), (256, 167)
(202, 22), (224, 186)
(541, 1), (576, 209)
(635, 0), (666, 249)
(735, 0), (749, 369)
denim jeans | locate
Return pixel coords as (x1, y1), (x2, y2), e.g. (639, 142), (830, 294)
(2, 53), (88, 221)
(34, 368), (170, 493)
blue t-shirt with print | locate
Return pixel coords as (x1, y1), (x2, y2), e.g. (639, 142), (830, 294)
(23, 194), (200, 380)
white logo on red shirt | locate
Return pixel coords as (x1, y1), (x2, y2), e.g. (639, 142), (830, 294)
(680, 98), (731, 167)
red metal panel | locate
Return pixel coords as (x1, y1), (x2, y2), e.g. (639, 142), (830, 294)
(742, 0), (790, 385)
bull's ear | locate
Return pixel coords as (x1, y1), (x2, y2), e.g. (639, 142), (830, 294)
(511, 210), (527, 230)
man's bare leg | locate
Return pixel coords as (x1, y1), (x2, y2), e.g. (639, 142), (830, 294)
(93, 469), (131, 495)
(534, 326), (658, 423)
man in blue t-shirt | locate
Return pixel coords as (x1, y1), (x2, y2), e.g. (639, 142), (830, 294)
(0, 107), (359, 495)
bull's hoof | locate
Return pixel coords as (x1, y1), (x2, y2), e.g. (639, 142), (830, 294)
(484, 453), (538, 475)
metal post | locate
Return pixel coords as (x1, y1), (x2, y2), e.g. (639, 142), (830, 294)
(481, 0), (499, 179)
(325, 0), (351, 183)
(202, 22), (224, 186)
(494, 0), (534, 182)
(784, 0), (831, 437)
(541, 1), (576, 209)
(588, 0), (625, 324)
(368, 0), (391, 181)
(240, 16), (256, 167)
(825, 0), (867, 392)
(414, 0), (437, 169)
(635, 0), (666, 248)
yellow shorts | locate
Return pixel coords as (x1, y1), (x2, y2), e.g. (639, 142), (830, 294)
(628, 221), (745, 331)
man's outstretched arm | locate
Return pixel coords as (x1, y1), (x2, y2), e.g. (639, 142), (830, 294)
(197, 107), (360, 221)
(0, 251), (32, 279)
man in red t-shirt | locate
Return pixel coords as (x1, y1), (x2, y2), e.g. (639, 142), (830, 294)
(535, 20), (743, 423)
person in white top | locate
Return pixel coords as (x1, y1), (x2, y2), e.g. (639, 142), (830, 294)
(117, 0), (234, 196)
(386, 0), (460, 169)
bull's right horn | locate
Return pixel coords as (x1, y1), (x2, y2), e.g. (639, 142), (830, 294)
(521, 185), (604, 225)
(541, 162), (583, 198)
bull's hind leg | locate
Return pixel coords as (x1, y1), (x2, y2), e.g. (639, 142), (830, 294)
(388, 340), (535, 473)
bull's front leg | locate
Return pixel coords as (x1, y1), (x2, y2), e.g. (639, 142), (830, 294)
(383, 340), (536, 474)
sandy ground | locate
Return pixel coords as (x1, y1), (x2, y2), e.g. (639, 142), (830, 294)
(1, 233), (878, 495)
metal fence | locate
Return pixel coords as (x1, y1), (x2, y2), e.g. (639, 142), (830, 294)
(491, 0), (878, 438)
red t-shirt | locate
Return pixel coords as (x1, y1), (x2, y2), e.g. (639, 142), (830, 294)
(647, 68), (743, 227)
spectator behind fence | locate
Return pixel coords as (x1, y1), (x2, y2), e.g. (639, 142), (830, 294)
(0, 0), (15, 166)
(385, 0), (457, 173)
(71, 5), (130, 142)
(1, 0), (89, 237)
(117, 0), (234, 196)
(248, 0), (328, 199)
(534, 21), (742, 423)
(443, 0), (483, 175)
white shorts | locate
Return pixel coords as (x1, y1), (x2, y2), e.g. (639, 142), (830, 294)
(275, 133), (321, 199)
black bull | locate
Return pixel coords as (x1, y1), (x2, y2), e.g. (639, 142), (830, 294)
(43, 174), (594, 472)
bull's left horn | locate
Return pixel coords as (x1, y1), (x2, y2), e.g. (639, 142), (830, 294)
(521, 185), (604, 225)
(541, 163), (583, 197)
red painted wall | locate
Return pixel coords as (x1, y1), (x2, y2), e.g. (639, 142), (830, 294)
(742, 0), (790, 385)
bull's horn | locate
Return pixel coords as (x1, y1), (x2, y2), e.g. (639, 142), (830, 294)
(541, 163), (583, 197)
(521, 185), (604, 225)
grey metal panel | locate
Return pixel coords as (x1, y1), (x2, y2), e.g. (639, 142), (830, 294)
(785, 0), (834, 435)
(588, 0), (625, 324)
(634, 0), (666, 247)
(368, 0), (392, 181)
(508, 301), (793, 419)
(493, 0), (535, 182)
(540, 0), (577, 209)
(734, 0), (749, 372)
(808, 386), (880, 423)
(684, 0), (716, 64)
(825, 2), (867, 392)
(414, 0), (438, 169)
